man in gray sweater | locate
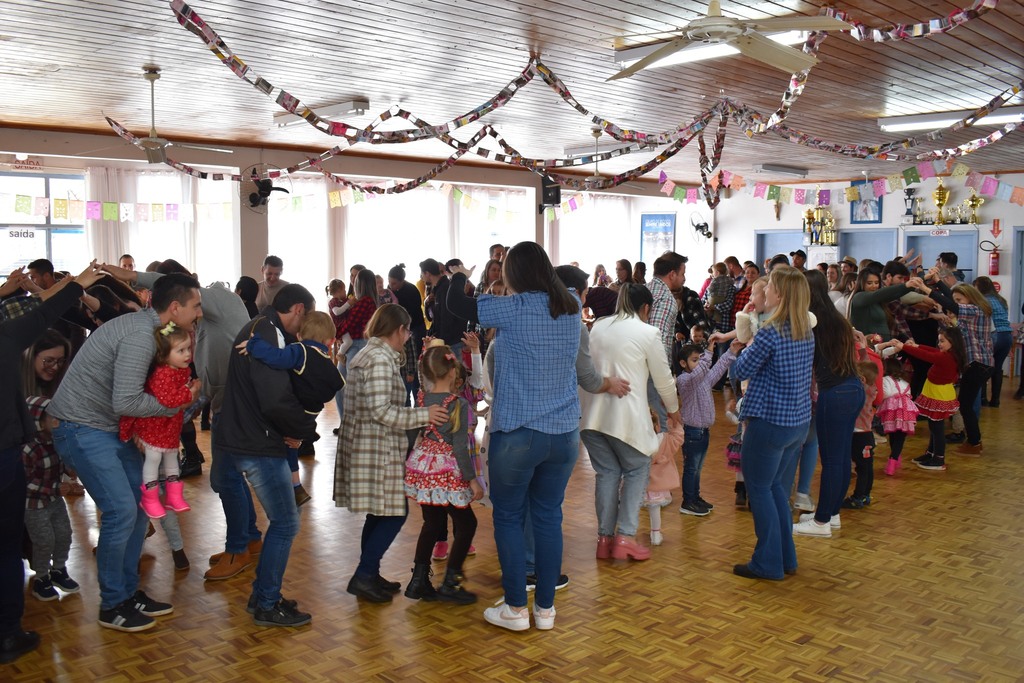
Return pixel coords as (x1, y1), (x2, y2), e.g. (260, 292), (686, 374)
(49, 273), (203, 633)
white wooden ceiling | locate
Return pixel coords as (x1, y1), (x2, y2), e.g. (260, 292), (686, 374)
(2, 0), (1023, 184)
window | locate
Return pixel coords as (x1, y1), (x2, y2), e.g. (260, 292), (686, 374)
(268, 177), (329, 303)
(0, 172), (87, 279)
(555, 193), (634, 281)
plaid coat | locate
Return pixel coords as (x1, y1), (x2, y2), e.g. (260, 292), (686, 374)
(333, 337), (431, 516)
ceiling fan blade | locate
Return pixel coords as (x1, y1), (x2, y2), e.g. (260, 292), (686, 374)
(607, 37), (694, 81)
(168, 141), (234, 155)
(732, 32), (819, 73)
(747, 15), (852, 32)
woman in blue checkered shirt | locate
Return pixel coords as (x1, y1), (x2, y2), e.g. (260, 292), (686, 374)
(731, 267), (815, 581)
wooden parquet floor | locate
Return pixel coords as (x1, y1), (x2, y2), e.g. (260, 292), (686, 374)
(9, 384), (1024, 682)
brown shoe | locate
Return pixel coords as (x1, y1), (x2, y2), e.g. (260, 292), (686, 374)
(208, 539), (263, 566)
(204, 551), (252, 581)
(957, 442), (983, 456)
(294, 484), (311, 507)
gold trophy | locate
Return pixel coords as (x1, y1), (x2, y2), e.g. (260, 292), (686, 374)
(963, 189), (984, 225)
(932, 178), (950, 226)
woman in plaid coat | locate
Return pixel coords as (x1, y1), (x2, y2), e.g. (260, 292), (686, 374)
(334, 304), (447, 603)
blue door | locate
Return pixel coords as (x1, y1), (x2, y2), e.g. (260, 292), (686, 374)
(904, 230), (978, 280)
(756, 230), (805, 268)
(839, 228), (898, 265)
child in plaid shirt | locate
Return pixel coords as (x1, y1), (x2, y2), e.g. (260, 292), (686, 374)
(22, 396), (80, 601)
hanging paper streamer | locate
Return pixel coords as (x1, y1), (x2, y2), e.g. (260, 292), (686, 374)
(754, 183), (767, 199)
(152, 204), (165, 221)
(14, 195), (31, 214)
(166, 204), (179, 221)
(70, 201), (85, 221)
(917, 162), (937, 180)
(902, 167), (921, 185)
(135, 204), (149, 222)
(33, 197), (49, 217)
(887, 174), (904, 192)
(980, 176), (999, 196)
(818, 190), (831, 205)
(120, 203), (133, 222)
(102, 202), (118, 221)
(766, 185), (780, 201)
(53, 199), (68, 219)
(997, 182), (1014, 201)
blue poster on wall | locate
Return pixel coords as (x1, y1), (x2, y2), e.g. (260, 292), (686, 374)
(640, 213), (676, 266)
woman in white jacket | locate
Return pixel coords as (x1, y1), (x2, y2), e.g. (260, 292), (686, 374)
(581, 284), (681, 562)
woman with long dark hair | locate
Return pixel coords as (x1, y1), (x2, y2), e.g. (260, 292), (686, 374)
(472, 242), (581, 630)
(793, 270), (864, 539)
(973, 276), (1011, 407)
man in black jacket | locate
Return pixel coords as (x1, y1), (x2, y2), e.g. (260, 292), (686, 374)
(0, 264), (104, 663)
(207, 284), (317, 628)
(420, 258), (463, 354)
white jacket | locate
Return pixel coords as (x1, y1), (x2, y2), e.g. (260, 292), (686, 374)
(580, 315), (679, 456)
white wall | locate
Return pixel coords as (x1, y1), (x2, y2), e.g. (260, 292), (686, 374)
(713, 174), (1024, 322)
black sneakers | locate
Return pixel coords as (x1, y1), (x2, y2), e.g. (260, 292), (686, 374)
(98, 601), (155, 632)
(246, 594), (298, 614)
(32, 577), (59, 602)
(679, 500), (711, 517)
(915, 455), (947, 471)
(0, 630), (40, 664)
(253, 599), (312, 627)
(525, 574), (569, 592)
(49, 567), (80, 593)
(131, 590), (174, 616)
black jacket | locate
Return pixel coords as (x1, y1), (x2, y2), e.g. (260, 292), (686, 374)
(1, 282), (83, 452)
(213, 310), (317, 457)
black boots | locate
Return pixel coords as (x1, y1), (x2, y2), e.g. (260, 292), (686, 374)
(437, 568), (477, 604)
(404, 563), (438, 601)
(734, 481), (748, 508)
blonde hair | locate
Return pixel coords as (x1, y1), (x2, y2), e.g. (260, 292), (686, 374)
(762, 267), (812, 340)
(419, 345), (463, 432)
(951, 283), (993, 317)
(857, 360), (878, 385)
(299, 311), (335, 343)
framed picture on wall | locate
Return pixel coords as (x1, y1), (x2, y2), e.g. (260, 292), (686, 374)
(850, 180), (883, 224)
(640, 213), (676, 265)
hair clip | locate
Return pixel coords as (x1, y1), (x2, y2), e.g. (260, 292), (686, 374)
(445, 352), (456, 361)
(159, 322), (177, 336)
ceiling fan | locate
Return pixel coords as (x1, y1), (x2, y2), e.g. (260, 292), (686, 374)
(135, 66), (233, 163)
(607, 0), (852, 81)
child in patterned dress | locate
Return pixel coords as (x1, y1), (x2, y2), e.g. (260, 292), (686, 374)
(403, 345), (483, 604)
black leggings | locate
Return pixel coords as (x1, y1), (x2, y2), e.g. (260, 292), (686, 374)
(851, 432), (875, 499)
(887, 431), (908, 460)
(415, 505), (477, 571)
(928, 419), (946, 459)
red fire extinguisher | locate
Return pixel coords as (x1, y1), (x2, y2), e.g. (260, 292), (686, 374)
(989, 248), (1000, 276)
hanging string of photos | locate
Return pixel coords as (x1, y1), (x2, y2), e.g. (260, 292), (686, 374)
(103, 0), (1011, 205)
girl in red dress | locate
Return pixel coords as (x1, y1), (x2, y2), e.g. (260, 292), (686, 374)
(120, 323), (199, 518)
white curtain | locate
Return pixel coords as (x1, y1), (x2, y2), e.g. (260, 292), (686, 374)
(85, 167), (135, 262)
(556, 193), (634, 279)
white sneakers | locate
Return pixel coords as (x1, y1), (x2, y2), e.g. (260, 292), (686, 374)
(650, 530), (663, 546)
(484, 604), (531, 631)
(484, 603), (557, 631)
(793, 493), (815, 511)
(533, 605), (556, 631)
(793, 513), (840, 537)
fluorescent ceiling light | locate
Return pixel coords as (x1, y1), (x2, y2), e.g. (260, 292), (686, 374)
(614, 30), (807, 70)
(563, 140), (643, 156)
(878, 106), (1024, 133)
(274, 99), (370, 128)
(752, 163), (807, 178)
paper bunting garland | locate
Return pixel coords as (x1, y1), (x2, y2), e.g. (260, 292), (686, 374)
(102, 0), (1006, 200)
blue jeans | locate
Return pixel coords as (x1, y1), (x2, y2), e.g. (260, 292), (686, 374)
(782, 416), (818, 498)
(646, 377), (668, 432)
(219, 450), (300, 610)
(581, 430), (651, 537)
(209, 414), (261, 553)
(489, 427), (578, 610)
(334, 338), (368, 421)
(681, 426), (710, 504)
(989, 330), (1012, 401)
(357, 511), (407, 578)
(739, 418), (808, 579)
(815, 377), (865, 522)
(51, 422), (150, 610)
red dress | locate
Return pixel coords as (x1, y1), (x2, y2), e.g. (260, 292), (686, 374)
(119, 365), (193, 449)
